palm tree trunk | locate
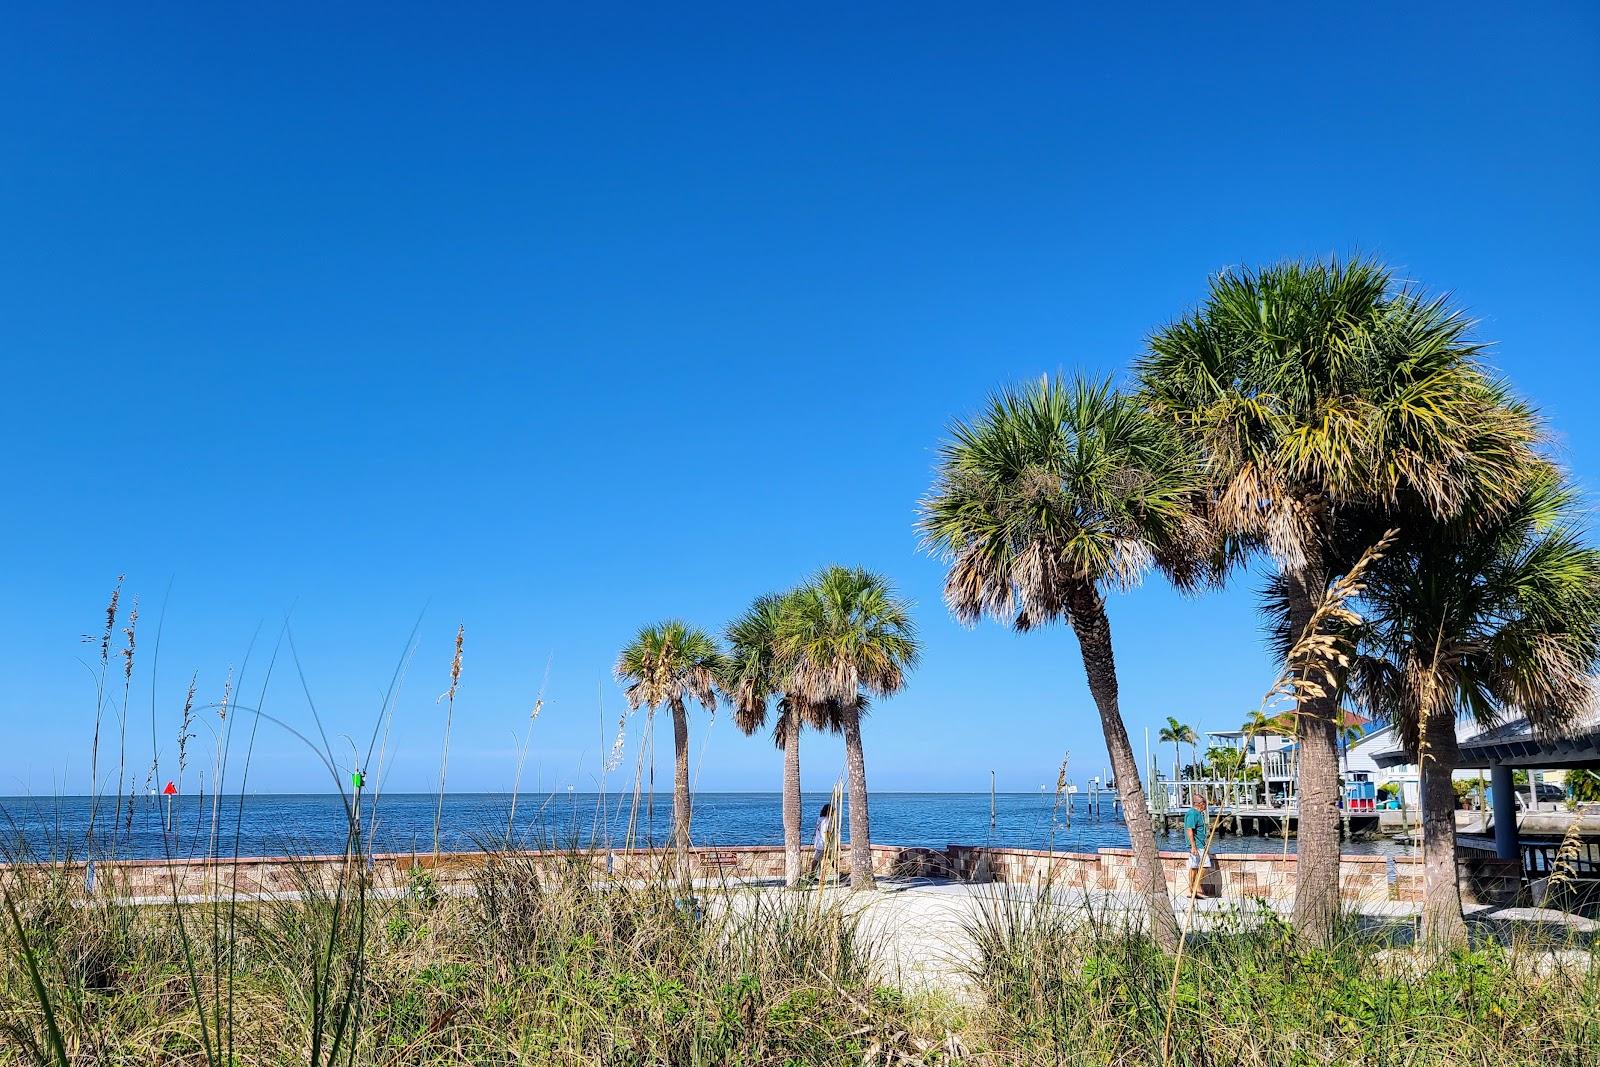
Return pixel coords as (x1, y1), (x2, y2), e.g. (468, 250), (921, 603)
(670, 698), (692, 874)
(1420, 708), (1469, 949)
(840, 708), (875, 890)
(782, 708), (803, 887)
(1284, 572), (1343, 944)
(1067, 584), (1180, 949)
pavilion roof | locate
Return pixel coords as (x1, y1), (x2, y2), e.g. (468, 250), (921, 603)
(1372, 702), (1600, 770)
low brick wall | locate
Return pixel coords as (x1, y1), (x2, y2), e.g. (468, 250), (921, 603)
(5, 843), (1485, 907)
(971, 846), (1420, 904)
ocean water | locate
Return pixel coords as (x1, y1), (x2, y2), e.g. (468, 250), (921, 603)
(0, 792), (1416, 862)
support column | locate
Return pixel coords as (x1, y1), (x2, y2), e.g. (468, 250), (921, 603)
(1491, 763), (1518, 862)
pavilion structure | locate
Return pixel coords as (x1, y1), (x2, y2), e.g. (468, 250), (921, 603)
(1372, 710), (1600, 870)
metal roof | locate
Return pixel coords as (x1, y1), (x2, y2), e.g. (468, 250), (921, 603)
(1371, 707), (1600, 770)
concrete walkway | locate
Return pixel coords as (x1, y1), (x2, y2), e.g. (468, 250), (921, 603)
(724, 878), (1600, 993)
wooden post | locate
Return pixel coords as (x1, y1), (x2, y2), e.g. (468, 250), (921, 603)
(989, 771), (996, 833)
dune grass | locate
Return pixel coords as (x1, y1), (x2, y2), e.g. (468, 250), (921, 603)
(0, 853), (958, 1065)
(962, 887), (1600, 1067)
(7, 855), (1600, 1064)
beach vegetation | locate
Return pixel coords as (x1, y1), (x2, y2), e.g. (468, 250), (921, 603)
(965, 887), (1600, 1067)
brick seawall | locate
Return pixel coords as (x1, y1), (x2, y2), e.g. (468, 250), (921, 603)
(0, 843), (1505, 907)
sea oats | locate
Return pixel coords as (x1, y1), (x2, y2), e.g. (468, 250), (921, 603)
(177, 672), (198, 778)
(434, 624), (464, 859)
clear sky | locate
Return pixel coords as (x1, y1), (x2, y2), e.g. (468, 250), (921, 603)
(3, 3), (1597, 797)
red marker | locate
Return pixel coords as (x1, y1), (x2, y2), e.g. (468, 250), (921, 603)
(163, 781), (177, 833)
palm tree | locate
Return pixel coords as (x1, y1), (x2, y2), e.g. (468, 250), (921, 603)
(1158, 717), (1187, 783)
(1179, 721), (1200, 781)
(614, 621), (722, 871)
(1139, 258), (1542, 941)
(722, 592), (832, 887)
(1207, 746), (1245, 802)
(776, 566), (918, 890)
(921, 375), (1208, 948)
(1347, 468), (1600, 946)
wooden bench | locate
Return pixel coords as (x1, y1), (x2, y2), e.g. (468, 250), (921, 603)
(700, 851), (742, 874)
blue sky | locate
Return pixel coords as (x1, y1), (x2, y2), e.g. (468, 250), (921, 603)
(3, 3), (1597, 796)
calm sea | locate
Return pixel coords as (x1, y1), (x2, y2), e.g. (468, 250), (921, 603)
(0, 792), (1415, 862)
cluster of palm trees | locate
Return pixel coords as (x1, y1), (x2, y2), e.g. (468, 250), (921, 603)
(618, 257), (1600, 951)
(615, 566), (918, 891)
(921, 257), (1600, 949)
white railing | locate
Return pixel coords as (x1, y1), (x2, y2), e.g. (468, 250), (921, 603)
(1150, 778), (1266, 812)
(1259, 751), (1296, 779)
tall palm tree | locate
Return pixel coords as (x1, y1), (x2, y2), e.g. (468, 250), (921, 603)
(1178, 720), (1200, 780)
(614, 621), (722, 870)
(1139, 258), (1542, 941)
(1159, 717), (1186, 782)
(776, 566), (918, 890)
(722, 592), (825, 887)
(921, 375), (1208, 948)
(1347, 468), (1600, 946)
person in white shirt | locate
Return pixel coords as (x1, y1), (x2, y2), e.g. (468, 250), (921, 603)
(809, 802), (834, 880)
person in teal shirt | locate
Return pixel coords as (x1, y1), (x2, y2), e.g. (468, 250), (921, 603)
(1183, 793), (1211, 896)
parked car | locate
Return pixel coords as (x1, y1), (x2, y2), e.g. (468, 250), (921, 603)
(1520, 783), (1567, 805)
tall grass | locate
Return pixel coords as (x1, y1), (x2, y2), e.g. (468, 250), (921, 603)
(963, 884), (1600, 1066)
(0, 852), (943, 1065)
(17, 848), (1597, 1065)
(433, 625), (464, 861)
(82, 577), (123, 857)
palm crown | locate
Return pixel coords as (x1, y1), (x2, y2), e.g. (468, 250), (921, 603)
(721, 594), (789, 735)
(777, 566), (919, 706)
(722, 592), (845, 747)
(1137, 258), (1542, 572)
(919, 375), (1208, 630)
(614, 620), (722, 714)
(1158, 716), (1196, 748)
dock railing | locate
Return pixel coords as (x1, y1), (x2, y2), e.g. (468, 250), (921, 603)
(1520, 839), (1600, 880)
(1154, 778), (1266, 812)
